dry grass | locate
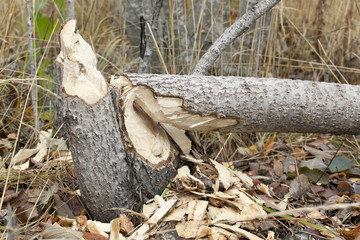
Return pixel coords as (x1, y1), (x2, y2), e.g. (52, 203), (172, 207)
(0, 0), (359, 237)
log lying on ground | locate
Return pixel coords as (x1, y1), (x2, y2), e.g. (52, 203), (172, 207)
(121, 73), (360, 135)
(55, 19), (360, 221)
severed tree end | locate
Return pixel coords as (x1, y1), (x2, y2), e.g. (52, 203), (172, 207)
(110, 75), (237, 167)
(58, 19), (107, 105)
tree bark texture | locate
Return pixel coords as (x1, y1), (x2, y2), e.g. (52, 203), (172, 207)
(56, 20), (179, 222)
(68, 0), (75, 18)
(125, 73), (360, 135)
(53, 59), (65, 137)
(138, 0), (163, 74)
(192, 0), (281, 75)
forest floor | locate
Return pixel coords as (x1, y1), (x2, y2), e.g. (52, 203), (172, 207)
(1, 0), (360, 239)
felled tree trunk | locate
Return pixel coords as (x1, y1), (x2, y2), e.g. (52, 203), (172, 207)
(56, 19), (179, 222)
(55, 19), (360, 221)
(122, 73), (360, 135)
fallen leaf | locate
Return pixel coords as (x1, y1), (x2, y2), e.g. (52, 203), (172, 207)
(303, 145), (332, 160)
(7, 133), (17, 140)
(273, 159), (284, 177)
(299, 157), (327, 171)
(307, 210), (328, 220)
(308, 136), (330, 147)
(261, 137), (275, 157)
(118, 214), (134, 235)
(299, 167), (329, 185)
(336, 181), (353, 196)
(341, 224), (360, 240)
(329, 157), (355, 173)
(289, 174), (310, 200)
(54, 194), (75, 219)
(11, 149), (40, 166)
(40, 223), (83, 239)
(292, 147), (307, 159)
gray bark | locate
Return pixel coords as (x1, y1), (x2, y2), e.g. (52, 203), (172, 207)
(55, 20), (179, 221)
(26, 0), (39, 130)
(138, 0), (163, 74)
(126, 73), (360, 135)
(53, 60), (65, 137)
(68, 0), (75, 18)
(56, 70), (179, 222)
(192, 0), (281, 75)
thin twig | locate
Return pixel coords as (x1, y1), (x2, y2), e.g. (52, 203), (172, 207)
(68, 0), (75, 18)
(25, 0), (39, 130)
(315, 142), (343, 184)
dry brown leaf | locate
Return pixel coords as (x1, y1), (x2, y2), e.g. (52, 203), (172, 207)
(273, 159), (284, 177)
(40, 223), (83, 239)
(0, 139), (12, 148)
(307, 210), (328, 220)
(7, 133), (17, 139)
(22, 202), (38, 222)
(58, 217), (75, 228)
(54, 194), (75, 219)
(308, 136), (330, 147)
(341, 224), (360, 240)
(303, 145), (332, 160)
(289, 174), (310, 200)
(292, 147), (307, 159)
(11, 148), (39, 166)
(261, 137), (275, 157)
(118, 214), (134, 235)
(230, 10), (238, 25)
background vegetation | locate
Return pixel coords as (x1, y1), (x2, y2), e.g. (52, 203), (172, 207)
(0, 0), (359, 237)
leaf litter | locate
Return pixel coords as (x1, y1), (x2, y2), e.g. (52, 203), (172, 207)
(1, 132), (360, 239)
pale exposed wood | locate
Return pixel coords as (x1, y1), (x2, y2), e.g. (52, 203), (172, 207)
(129, 198), (177, 239)
(55, 17), (360, 223)
(57, 20), (180, 221)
